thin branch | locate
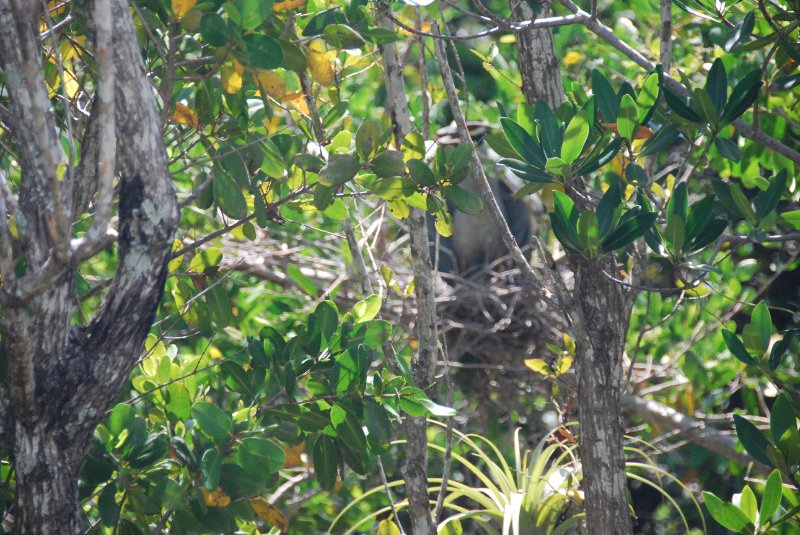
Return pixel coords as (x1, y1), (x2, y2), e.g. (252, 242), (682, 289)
(432, 22), (559, 309)
(74, 0), (116, 258)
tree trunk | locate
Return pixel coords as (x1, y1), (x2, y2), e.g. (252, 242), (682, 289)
(572, 257), (634, 534)
(512, 0), (566, 109)
(0, 1), (178, 532)
(513, 6), (634, 532)
(376, 4), (438, 533)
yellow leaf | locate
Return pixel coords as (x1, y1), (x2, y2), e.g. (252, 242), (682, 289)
(281, 92), (309, 116)
(387, 199), (410, 219)
(201, 486), (231, 507)
(47, 0), (68, 16)
(64, 69), (79, 99)
(167, 239), (184, 273)
(563, 332), (575, 356)
(208, 346), (223, 359)
(272, 0), (306, 11)
(263, 114), (282, 133)
(255, 70), (287, 99)
(171, 0), (197, 19)
(172, 102), (199, 128)
(251, 499), (289, 533)
(554, 356), (573, 376)
(524, 358), (551, 376)
(377, 518), (401, 535)
(222, 65), (243, 94)
(282, 441), (306, 468)
(306, 39), (334, 86)
(434, 211), (453, 237)
(232, 58), (245, 75)
(563, 50), (583, 66)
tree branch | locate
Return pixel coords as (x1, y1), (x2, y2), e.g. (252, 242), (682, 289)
(622, 394), (770, 473)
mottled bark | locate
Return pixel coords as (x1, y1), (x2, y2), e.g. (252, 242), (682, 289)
(376, 3), (437, 533)
(571, 257), (634, 535)
(511, 0), (566, 109)
(0, 0), (178, 532)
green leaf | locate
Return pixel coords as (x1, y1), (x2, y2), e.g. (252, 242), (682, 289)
(601, 211), (657, 252)
(237, 438), (285, 478)
(770, 393), (795, 445)
(596, 183), (622, 238)
(754, 170), (787, 224)
(237, 0), (273, 30)
(667, 182), (689, 224)
(561, 101), (591, 164)
(663, 87), (703, 123)
(500, 118), (546, 168)
(639, 124), (680, 157)
(714, 136), (741, 162)
(577, 137), (623, 175)
(302, 8), (346, 37)
(279, 40), (308, 72)
(201, 448), (222, 490)
(778, 210), (800, 229)
(108, 403), (133, 437)
(703, 491), (753, 533)
(706, 59), (728, 112)
(751, 302), (773, 350)
(371, 150), (405, 178)
(364, 400), (392, 453)
(730, 183), (757, 222)
(534, 100), (563, 159)
(722, 330), (757, 366)
(356, 119), (383, 159)
(322, 24), (365, 49)
(98, 484), (119, 526)
(722, 70), (763, 124)
(199, 13), (230, 47)
(550, 191), (583, 253)
(759, 470), (783, 524)
(239, 34), (283, 70)
(664, 217), (686, 255)
(418, 397), (457, 417)
(617, 94), (638, 140)
(734, 414), (773, 466)
(444, 186), (484, 216)
(769, 331), (794, 370)
(313, 435), (338, 491)
(636, 69), (660, 123)
(739, 485), (758, 524)
(498, 158), (553, 183)
(577, 211), (600, 252)
(692, 88), (720, 128)
(214, 171), (247, 220)
(484, 132), (520, 159)
(725, 10), (755, 51)
(319, 153), (359, 186)
(352, 294), (382, 323)
(192, 402), (233, 446)
(407, 159), (436, 186)
(592, 70), (618, 122)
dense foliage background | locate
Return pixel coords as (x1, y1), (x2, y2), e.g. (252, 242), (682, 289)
(0, 0), (799, 533)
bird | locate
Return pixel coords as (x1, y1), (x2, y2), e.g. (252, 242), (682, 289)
(428, 121), (534, 280)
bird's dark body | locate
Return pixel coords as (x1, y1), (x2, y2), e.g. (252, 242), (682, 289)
(428, 122), (533, 278)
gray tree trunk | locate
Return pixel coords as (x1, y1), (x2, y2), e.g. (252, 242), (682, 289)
(0, 1), (178, 533)
(513, 3), (634, 534)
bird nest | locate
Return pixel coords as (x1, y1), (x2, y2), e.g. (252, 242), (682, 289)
(432, 256), (566, 421)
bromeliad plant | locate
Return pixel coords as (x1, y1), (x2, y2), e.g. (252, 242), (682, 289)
(331, 423), (703, 535)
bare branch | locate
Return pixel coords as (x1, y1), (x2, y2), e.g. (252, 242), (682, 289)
(659, 0), (673, 73)
(432, 22), (559, 309)
(622, 394), (770, 472)
(75, 0), (116, 255)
